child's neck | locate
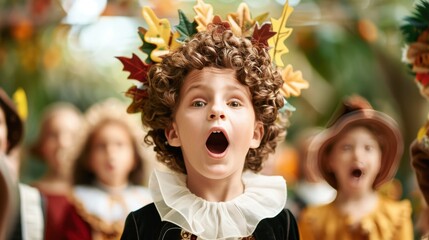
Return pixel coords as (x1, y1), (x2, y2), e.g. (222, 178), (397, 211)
(95, 180), (129, 194)
(44, 169), (70, 181)
(186, 172), (244, 202)
(334, 189), (379, 223)
(33, 176), (72, 195)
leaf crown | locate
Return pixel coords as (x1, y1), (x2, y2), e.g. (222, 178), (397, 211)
(401, 0), (429, 87)
(117, 0), (309, 113)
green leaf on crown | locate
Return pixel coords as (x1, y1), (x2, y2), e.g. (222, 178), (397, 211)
(175, 9), (198, 43)
(138, 27), (157, 64)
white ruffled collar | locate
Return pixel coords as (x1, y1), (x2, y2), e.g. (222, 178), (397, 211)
(150, 169), (287, 240)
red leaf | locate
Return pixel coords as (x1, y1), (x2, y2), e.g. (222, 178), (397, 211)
(124, 86), (148, 113)
(252, 23), (276, 48)
(417, 73), (429, 87)
(116, 54), (151, 83)
(125, 85), (148, 101)
(212, 15), (230, 29)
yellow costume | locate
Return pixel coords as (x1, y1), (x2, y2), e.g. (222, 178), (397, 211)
(298, 195), (413, 240)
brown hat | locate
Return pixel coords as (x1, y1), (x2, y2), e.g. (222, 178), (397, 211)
(309, 95), (403, 190)
(0, 88), (23, 154)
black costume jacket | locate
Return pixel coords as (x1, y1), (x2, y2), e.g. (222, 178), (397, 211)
(120, 203), (300, 240)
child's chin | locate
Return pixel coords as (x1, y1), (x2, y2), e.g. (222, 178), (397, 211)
(343, 176), (371, 191)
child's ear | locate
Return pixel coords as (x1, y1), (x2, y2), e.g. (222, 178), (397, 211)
(165, 123), (181, 147)
(250, 121), (264, 148)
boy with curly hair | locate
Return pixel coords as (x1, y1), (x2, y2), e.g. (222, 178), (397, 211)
(119, 1), (307, 239)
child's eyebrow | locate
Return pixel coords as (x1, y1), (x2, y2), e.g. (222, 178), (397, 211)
(183, 83), (206, 94)
(184, 83), (247, 95)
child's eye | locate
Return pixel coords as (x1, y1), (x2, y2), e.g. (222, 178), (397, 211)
(364, 145), (374, 151)
(94, 143), (105, 150)
(228, 101), (241, 107)
(192, 101), (206, 107)
(341, 144), (352, 151)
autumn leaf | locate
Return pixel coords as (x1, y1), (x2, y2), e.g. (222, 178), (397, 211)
(142, 7), (180, 62)
(175, 10), (198, 43)
(12, 88), (28, 121)
(279, 64), (309, 98)
(138, 27), (157, 64)
(193, 0), (213, 32)
(206, 15), (231, 34)
(417, 121), (429, 142)
(227, 2), (255, 37)
(252, 22), (276, 48)
(124, 85), (148, 113)
(125, 85), (148, 100)
(268, 3), (294, 67)
(116, 54), (151, 83)
(253, 12), (269, 25)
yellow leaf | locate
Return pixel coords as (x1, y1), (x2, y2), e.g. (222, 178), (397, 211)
(193, 0), (213, 32)
(142, 7), (173, 62)
(280, 65), (309, 98)
(170, 31), (182, 51)
(417, 125), (427, 142)
(254, 12), (269, 25)
(268, 2), (294, 67)
(150, 31), (182, 62)
(12, 88), (27, 121)
(227, 3), (255, 37)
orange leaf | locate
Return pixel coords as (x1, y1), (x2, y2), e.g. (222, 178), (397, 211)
(280, 65), (309, 98)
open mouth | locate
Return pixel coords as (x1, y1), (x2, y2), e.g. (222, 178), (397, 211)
(351, 168), (363, 178)
(206, 131), (229, 154)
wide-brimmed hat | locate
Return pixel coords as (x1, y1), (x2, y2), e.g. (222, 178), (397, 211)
(309, 95), (403, 190)
(0, 88), (23, 154)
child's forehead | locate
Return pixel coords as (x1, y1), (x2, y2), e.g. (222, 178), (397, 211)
(186, 67), (236, 79)
(182, 67), (245, 91)
(335, 125), (378, 141)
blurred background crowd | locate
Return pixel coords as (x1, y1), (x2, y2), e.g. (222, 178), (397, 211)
(1, 0), (428, 238)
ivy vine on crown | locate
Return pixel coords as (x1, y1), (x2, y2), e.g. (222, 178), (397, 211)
(117, 0), (309, 114)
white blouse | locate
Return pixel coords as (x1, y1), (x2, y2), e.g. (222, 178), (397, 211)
(73, 184), (152, 224)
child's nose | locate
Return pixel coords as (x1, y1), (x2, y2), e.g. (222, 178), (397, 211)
(208, 112), (226, 120)
(208, 105), (225, 120)
(353, 148), (365, 161)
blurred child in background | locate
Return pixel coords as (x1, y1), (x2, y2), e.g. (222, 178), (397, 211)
(290, 128), (336, 219)
(64, 98), (154, 240)
(30, 102), (85, 240)
(298, 95), (413, 239)
(0, 87), (45, 240)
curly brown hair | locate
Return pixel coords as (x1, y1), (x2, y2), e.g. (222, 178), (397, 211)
(141, 25), (289, 174)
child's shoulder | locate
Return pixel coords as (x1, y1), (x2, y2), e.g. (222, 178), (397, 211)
(129, 202), (159, 222)
(254, 209), (300, 240)
(377, 196), (412, 220)
(298, 202), (337, 229)
(299, 202), (335, 219)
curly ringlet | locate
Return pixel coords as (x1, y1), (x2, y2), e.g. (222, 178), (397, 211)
(141, 25), (289, 174)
